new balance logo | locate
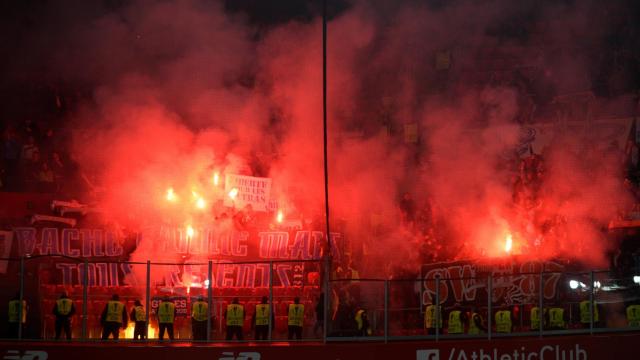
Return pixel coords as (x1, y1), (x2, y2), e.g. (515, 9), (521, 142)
(3, 351), (48, 360)
(219, 352), (261, 360)
(417, 349), (440, 360)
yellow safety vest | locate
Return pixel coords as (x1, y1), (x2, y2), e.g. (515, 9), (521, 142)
(105, 301), (124, 323)
(255, 304), (270, 326)
(468, 312), (483, 334)
(192, 301), (208, 322)
(226, 304), (244, 326)
(157, 302), (175, 323)
(530, 307), (545, 330)
(495, 310), (512, 333)
(354, 309), (372, 335)
(447, 310), (462, 334)
(548, 308), (565, 328)
(288, 303), (304, 327)
(579, 301), (599, 323)
(626, 305), (640, 327)
(56, 298), (73, 316)
(424, 305), (442, 329)
(8, 300), (26, 323)
(134, 306), (146, 322)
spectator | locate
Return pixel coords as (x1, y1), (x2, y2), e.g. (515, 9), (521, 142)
(38, 162), (55, 192)
(21, 136), (39, 162)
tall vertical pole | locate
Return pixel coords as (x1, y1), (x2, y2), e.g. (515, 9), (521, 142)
(435, 276), (440, 341)
(538, 271), (544, 337)
(384, 280), (388, 343)
(18, 256), (25, 340)
(487, 275), (492, 340)
(322, 0), (332, 344)
(268, 261), (274, 341)
(82, 259), (88, 340)
(207, 260), (213, 341)
(589, 271), (595, 334)
(146, 261), (151, 340)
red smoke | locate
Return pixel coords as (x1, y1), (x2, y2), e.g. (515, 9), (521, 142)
(19, 0), (631, 273)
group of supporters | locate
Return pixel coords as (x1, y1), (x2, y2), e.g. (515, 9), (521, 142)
(422, 300), (640, 335)
(6, 293), (308, 341)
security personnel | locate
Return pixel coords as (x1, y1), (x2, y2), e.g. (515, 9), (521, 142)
(191, 295), (209, 341)
(626, 304), (640, 327)
(53, 292), (75, 340)
(530, 306), (546, 331)
(252, 296), (274, 340)
(7, 294), (27, 339)
(579, 300), (599, 328)
(495, 307), (513, 333)
(447, 304), (465, 335)
(467, 307), (486, 335)
(100, 294), (127, 340)
(547, 306), (567, 330)
(129, 300), (146, 340)
(355, 308), (371, 336)
(287, 297), (305, 340)
(157, 296), (176, 340)
(424, 303), (442, 335)
(225, 297), (245, 340)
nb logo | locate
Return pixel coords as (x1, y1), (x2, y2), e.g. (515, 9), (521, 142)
(4, 351), (48, 360)
(417, 349), (439, 360)
(219, 352), (261, 360)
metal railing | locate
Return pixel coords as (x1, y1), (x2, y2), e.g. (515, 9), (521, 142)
(2, 256), (640, 342)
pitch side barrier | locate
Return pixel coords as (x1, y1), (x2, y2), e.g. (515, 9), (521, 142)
(1, 257), (640, 343)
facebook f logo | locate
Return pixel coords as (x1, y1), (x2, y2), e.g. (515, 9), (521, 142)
(417, 349), (440, 360)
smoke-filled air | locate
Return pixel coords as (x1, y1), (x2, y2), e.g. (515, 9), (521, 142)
(9, 0), (635, 275)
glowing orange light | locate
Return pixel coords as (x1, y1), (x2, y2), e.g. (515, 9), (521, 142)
(124, 322), (156, 339)
(213, 172), (220, 186)
(276, 210), (284, 223)
(228, 188), (239, 200)
(504, 233), (513, 253)
(195, 197), (206, 209)
(186, 225), (195, 238)
(166, 188), (177, 202)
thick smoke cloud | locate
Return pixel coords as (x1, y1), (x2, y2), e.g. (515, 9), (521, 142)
(12, 0), (634, 272)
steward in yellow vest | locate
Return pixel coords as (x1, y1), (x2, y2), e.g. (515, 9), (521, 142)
(355, 309), (372, 336)
(252, 296), (273, 340)
(53, 292), (75, 340)
(530, 306), (547, 331)
(191, 295), (209, 341)
(424, 304), (442, 335)
(128, 300), (146, 340)
(157, 297), (176, 340)
(626, 304), (640, 327)
(225, 297), (245, 340)
(288, 297), (305, 340)
(579, 300), (599, 327)
(100, 294), (127, 340)
(495, 309), (512, 333)
(547, 307), (566, 330)
(447, 307), (465, 335)
(467, 308), (486, 335)
(7, 294), (27, 339)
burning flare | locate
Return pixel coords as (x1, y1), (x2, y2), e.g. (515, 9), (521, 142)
(166, 187), (177, 202)
(213, 172), (220, 186)
(228, 188), (239, 200)
(276, 210), (284, 223)
(195, 197), (206, 209)
(504, 233), (513, 254)
(186, 225), (195, 238)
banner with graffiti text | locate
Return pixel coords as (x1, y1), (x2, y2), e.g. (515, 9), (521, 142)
(10, 225), (339, 288)
(421, 259), (566, 307)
